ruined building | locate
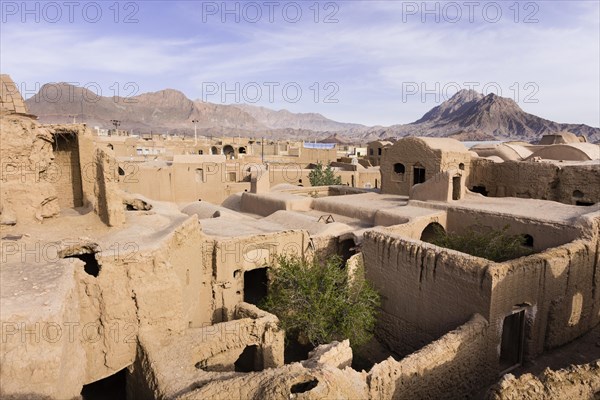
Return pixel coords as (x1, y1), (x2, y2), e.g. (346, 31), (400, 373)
(1, 77), (599, 399)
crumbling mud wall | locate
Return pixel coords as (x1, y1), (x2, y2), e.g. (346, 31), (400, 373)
(488, 213), (600, 363)
(362, 230), (493, 356)
(469, 158), (600, 205)
(210, 230), (309, 322)
(368, 314), (492, 400)
(52, 131), (84, 208)
(128, 303), (286, 399)
(93, 148), (126, 226)
(0, 115), (60, 225)
(486, 361), (600, 400)
(130, 332), (367, 400)
(47, 124), (93, 209)
(0, 210), (209, 397)
(0, 259), (87, 399)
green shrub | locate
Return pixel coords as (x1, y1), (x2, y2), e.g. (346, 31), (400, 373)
(261, 255), (380, 348)
(426, 224), (534, 262)
(308, 162), (342, 186)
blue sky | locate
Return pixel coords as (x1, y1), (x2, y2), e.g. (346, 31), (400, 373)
(1, 0), (599, 127)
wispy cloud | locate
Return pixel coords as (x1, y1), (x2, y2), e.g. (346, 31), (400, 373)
(0, 0), (597, 126)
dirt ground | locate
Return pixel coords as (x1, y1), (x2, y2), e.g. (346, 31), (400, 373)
(515, 323), (600, 377)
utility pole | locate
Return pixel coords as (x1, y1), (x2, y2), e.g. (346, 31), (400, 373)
(110, 119), (121, 136)
(192, 119), (199, 145)
(261, 137), (264, 163)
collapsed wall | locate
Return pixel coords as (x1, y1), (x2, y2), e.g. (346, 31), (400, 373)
(368, 314), (491, 399)
(0, 115), (60, 224)
(486, 361), (600, 400)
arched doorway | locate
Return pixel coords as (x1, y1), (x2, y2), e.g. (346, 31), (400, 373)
(420, 222), (445, 243)
(223, 145), (235, 158)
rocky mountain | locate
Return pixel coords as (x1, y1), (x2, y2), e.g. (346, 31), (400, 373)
(25, 84), (599, 143)
(358, 90), (600, 143)
(26, 84), (265, 134)
(235, 104), (364, 132)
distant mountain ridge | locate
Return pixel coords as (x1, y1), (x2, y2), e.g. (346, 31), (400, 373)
(25, 84), (600, 143)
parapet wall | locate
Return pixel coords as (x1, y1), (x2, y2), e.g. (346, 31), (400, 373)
(445, 207), (582, 252)
(469, 158), (600, 206)
(368, 314), (492, 400)
(489, 228), (600, 360)
(362, 229), (492, 355)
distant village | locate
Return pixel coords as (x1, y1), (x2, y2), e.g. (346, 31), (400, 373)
(2, 74), (599, 399)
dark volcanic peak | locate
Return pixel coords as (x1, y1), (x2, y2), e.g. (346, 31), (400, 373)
(414, 89), (484, 124)
(399, 89), (599, 142)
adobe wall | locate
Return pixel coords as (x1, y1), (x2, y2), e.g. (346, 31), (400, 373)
(488, 218), (600, 361)
(487, 361), (600, 400)
(381, 139), (471, 196)
(52, 132), (84, 208)
(93, 148), (126, 226)
(445, 207), (582, 252)
(469, 158), (600, 205)
(0, 259), (87, 398)
(73, 215), (210, 384)
(378, 213), (447, 239)
(210, 230), (309, 322)
(0, 74), (28, 115)
(0, 210), (206, 396)
(368, 314), (493, 400)
(130, 336), (367, 400)
(129, 303), (287, 399)
(0, 115), (60, 224)
(240, 192), (313, 216)
(362, 230), (493, 356)
(410, 169), (466, 202)
(118, 161), (253, 204)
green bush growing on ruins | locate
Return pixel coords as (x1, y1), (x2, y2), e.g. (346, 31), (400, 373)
(426, 224), (534, 262)
(261, 254), (380, 349)
(308, 162), (342, 186)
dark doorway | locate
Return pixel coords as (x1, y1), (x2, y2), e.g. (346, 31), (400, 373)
(244, 268), (268, 305)
(452, 176), (461, 200)
(523, 234), (534, 248)
(420, 222), (445, 243)
(413, 164), (426, 185)
(499, 309), (526, 372)
(234, 345), (263, 372)
(80, 368), (127, 400)
(52, 133), (84, 208)
(339, 239), (356, 266)
(223, 145), (235, 158)
(65, 252), (100, 277)
(471, 185), (489, 196)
